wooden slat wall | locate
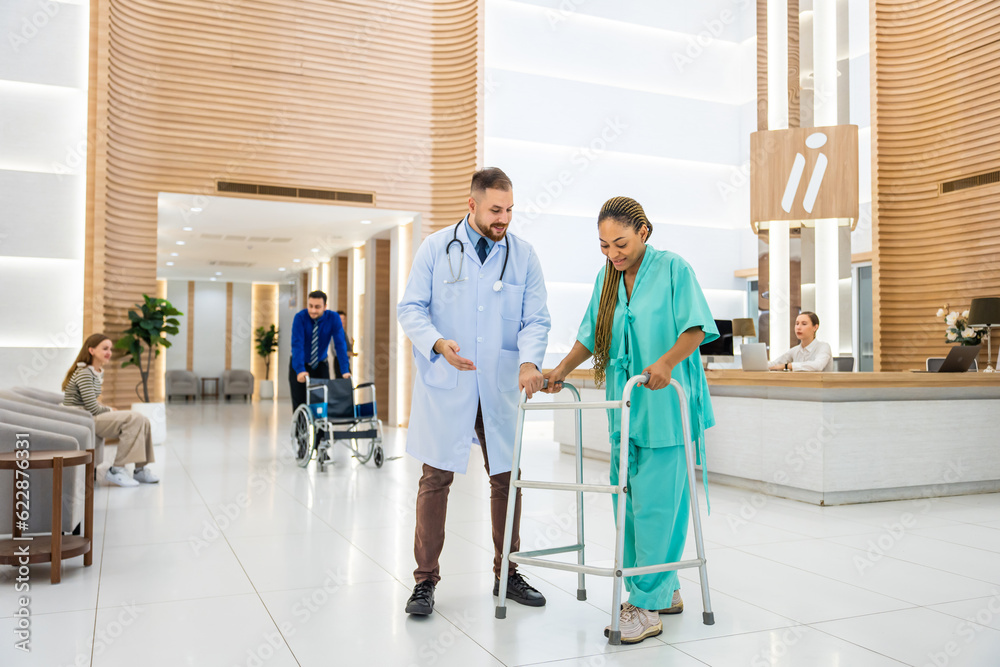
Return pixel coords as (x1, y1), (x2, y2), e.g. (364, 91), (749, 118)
(374, 239), (391, 415)
(787, 0), (799, 129)
(757, 0), (768, 131)
(871, 0), (1000, 371)
(86, 0), (478, 407)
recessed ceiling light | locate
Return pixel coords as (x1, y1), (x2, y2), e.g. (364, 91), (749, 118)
(170, 252), (179, 257)
(166, 261), (174, 266)
(190, 207), (202, 213)
(292, 259), (301, 263)
(310, 248), (319, 252)
(210, 277), (217, 281)
(176, 241), (185, 245)
(278, 267), (286, 272)
(215, 271), (222, 276)
(182, 226), (193, 231)
(360, 219), (372, 225)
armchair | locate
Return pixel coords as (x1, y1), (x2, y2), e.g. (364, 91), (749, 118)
(166, 370), (199, 402)
(221, 370), (254, 402)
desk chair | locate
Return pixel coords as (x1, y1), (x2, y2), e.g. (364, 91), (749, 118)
(833, 356), (855, 372)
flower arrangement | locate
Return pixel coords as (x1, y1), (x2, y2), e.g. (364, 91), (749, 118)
(937, 305), (985, 345)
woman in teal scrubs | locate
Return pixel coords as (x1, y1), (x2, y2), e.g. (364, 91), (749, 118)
(544, 196), (718, 644)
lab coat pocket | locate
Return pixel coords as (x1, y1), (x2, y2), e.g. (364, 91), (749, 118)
(497, 349), (520, 393)
(416, 351), (458, 390)
(500, 283), (525, 321)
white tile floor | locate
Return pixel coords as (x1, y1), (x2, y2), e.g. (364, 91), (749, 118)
(4, 400), (1000, 666)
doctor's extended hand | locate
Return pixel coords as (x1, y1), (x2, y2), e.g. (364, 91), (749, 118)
(433, 339), (476, 371)
(519, 363), (544, 399)
(642, 357), (675, 391)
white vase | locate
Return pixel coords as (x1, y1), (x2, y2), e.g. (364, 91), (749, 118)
(259, 380), (274, 400)
(131, 402), (167, 445)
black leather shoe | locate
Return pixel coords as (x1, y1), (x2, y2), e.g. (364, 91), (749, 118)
(405, 580), (435, 615)
(493, 571), (546, 607)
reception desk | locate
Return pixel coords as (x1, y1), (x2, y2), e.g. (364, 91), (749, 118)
(552, 370), (1000, 505)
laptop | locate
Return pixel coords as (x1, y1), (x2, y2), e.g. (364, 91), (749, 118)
(740, 343), (770, 371)
(917, 345), (981, 373)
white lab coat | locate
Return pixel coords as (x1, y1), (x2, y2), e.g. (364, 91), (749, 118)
(398, 217), (550, 474)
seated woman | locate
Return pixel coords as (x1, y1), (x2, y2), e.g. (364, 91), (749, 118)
(768, 311), (833, 371)
(63, 333), (158, 487)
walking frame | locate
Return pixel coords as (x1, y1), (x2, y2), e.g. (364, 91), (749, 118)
(495, 373), (715, 645)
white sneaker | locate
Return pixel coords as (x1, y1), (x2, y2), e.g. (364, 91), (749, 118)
(604, 602), (662, 644)
(132, 467), (160, 484)
(658, 590), (683, 614)
(106, 468), (139, 487)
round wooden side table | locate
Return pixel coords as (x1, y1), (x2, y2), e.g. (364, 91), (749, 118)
(0, 448), (94, 584)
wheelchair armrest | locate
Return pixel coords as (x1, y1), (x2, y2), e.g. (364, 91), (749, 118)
(354, 383), (375, 390)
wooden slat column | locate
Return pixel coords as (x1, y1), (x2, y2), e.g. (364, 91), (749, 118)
(871, 0), (1000, 371)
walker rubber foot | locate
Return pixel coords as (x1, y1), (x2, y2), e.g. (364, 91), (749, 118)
(703, 611), (715, 625)
(577, 589), (587, 601)
(607, 630), (621, 646)
(495, 606), (506, 619)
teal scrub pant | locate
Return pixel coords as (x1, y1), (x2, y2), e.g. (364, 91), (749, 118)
(610, 440), (690, 611)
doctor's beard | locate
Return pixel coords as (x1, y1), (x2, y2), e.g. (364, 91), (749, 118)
(471, 211), (509, 242)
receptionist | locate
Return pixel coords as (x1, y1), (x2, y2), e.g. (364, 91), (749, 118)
(769, 311), (833, 372)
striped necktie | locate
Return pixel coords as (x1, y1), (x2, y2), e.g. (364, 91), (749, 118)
(310, 320), (320, 367)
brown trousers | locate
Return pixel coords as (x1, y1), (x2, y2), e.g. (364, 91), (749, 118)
(413, 403), (521, 584)
(94, 410), (155, 467)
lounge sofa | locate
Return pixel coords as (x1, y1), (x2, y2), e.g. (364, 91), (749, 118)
(0, 404), (91, 534)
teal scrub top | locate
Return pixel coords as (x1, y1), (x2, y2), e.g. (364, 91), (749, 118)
(576, 246), (719, 455)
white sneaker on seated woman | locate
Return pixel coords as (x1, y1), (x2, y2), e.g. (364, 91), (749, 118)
(63, 334), (159, 487)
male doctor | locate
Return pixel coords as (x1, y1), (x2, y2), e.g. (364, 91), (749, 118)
(398, 167), (550, 615)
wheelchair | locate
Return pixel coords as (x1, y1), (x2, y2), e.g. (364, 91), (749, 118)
(290, 376), (384, 471)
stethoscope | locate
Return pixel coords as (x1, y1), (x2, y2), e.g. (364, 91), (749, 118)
(444, 219), (509, 292)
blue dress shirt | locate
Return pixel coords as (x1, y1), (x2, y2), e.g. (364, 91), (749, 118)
(464, 216), (495, 260)
(290, 309), (351, 375)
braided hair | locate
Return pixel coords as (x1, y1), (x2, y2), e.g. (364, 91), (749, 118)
(592, 196), (652, 385)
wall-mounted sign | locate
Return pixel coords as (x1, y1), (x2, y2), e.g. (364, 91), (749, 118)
(750, 125), (859, 231)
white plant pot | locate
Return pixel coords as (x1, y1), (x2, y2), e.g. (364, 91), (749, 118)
(259, 380), (274, 400)
(131, 401), (167, 445)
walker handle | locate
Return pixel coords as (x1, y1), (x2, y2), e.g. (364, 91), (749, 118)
(639, 372), (650, 384)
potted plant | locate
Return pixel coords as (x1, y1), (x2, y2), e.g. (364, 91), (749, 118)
(114, 295), (183, 444)
(254, 324), (280, 399)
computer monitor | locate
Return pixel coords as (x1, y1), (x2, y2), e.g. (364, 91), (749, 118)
(700, 320), (733, 357)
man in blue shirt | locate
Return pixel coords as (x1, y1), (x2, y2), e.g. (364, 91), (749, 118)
(288, 290), (352, 413)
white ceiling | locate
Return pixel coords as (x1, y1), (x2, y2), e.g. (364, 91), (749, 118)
(156, 192), (418, 283)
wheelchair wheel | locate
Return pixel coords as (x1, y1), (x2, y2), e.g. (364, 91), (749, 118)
(291, 405), (315, 468)
(373, 446), (384, 468)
